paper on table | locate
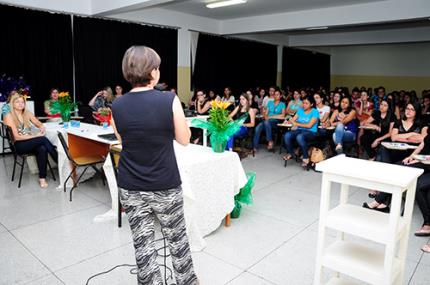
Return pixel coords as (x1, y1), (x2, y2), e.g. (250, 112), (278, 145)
(381, 142), (418, 150)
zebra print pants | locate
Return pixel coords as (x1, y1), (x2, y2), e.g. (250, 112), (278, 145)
(120, 187), (198, 285)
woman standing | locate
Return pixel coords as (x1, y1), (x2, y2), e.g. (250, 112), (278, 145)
(111, 46), (198, 285)
(4, 93), (58, 188)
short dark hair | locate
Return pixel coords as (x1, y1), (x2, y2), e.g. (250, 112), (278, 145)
(303, 95), (315, 107)
(122, 46), (161, 87)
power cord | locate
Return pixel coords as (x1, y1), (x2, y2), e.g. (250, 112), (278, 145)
(85, 236), (174, 285)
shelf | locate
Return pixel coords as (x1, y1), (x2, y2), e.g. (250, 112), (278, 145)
(322, 241), (401, 285)
(326, 204), (407, 244)
(326, 277), (360, 285)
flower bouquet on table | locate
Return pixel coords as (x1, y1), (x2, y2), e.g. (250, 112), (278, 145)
(50, 91), (77, 123)
(191, 100), (246, 153)
(93, 107), (112, 126)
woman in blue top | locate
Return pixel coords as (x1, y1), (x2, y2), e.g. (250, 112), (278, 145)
(283, 96), (319, 167)
(286, 90), (302, 116)
(329, 96), (358, 154)
(253, 89), (286, 152)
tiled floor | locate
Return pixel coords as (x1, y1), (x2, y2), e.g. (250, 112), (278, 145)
(1, 150), (430, 285)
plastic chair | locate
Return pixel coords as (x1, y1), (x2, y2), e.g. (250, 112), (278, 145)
(57, 131), (106, 201)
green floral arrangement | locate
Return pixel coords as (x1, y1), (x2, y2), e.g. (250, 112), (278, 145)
(192, 101), (247, 152)
(51, 91), (77, 122)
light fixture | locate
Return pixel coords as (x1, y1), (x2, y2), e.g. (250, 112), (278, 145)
(206, 0), (247, 9)
(306, 26), (328, 31)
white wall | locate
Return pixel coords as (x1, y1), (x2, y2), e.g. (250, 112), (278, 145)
(330, 42), (430, 77)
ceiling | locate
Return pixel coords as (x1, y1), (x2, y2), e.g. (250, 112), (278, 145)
(160, 0), (384, 20)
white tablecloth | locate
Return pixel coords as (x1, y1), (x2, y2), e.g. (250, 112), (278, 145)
(42, 122), (117, 190)
(104, 142), (248, 251)
(42, 122), (247, 251)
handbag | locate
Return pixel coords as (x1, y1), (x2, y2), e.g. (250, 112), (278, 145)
(310, 147), (325, 163)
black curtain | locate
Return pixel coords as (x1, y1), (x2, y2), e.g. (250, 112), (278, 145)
(282, 47), (330, 91)
(73, 16), (177, 104)
(0, 5), (73, 115)
(193, 33), (277, 96)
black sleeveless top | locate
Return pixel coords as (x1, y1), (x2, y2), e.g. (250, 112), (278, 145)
(233, 109), (251, 124)
(112, 90), (181, 191)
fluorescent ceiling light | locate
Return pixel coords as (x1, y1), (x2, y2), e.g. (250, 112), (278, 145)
(306, 26), (328, 30)
(206, 0), (247, 9)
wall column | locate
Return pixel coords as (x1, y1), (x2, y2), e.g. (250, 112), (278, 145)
(276, 45), (283, 88)
(177, 28), (192, 104)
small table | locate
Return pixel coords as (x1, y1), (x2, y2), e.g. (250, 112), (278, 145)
(314, 155), (422, 285)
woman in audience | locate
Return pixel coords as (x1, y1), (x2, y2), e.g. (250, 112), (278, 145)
(364, 102), (427, 211)
(253, 89), (286, 152)
(283, 96), (319, 167)
(314, 92), (330, 128)
(330, 92), (342, 113)
(254, 88), (265, 110)
(208, 90), (220, 102)
(114, 85), (123, 98)
(1, 90), (18, 118)
(246, 89), (259, 111)
(221, 87), (235, 103)
(329, 96), (357, 154)
(44, 88), (61, 117)
(360, 98), (395, 160)
(4, 93), (58, 188)
(88, 86), (114, 111)
(402, 135), (430, 253)
(226, 93), (256, 150)
(196, 90), (211, 115)
(387, 93), (401, 119)
(355, 90), (374, 123)
(286, 90), (302, 116)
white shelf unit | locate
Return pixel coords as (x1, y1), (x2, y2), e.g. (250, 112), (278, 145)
(313, 155), (423, 285)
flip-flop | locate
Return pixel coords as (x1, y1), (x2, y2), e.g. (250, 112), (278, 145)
(415, 229), (430, 237)
(283, 154), (293, 161)
(421, 244), (430, 253)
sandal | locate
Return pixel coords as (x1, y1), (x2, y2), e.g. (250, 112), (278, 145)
(283, 154), (293, 161)
(39, 179), (48, 189)
(415, 225), (430, 237)
(422, 244), (430, 253)
(267, 141), (274, 150)
(301, 159), (310, 168)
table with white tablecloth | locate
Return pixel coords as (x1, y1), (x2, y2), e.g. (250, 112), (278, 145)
(104, 142), (248, 251)
(42, 121), (247, 251)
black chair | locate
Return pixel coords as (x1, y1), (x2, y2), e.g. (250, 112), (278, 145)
(0, 121), (11, 155)
(5, 126), (56, 188)
(57, 131), (106, 201)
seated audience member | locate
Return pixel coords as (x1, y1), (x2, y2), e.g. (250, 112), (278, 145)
(208, 90), (221, 102)
(360, 98), (395, 160)
(196, 90), (211, 115)
(44, 88), (61, 117)
(245, 90), (259, 111)
(283, 96), (319, 167)
(255, 88), (265, 111)
(329, 96), (357, 154)
(401, 135), (430, 253)
(261, 86), (276, 113)
(3, 93), (58, 188)
(387, 92), (401, 120)
(1, 90), (18, 118)
(226, 93), (256, 150)
(355, 90), (374, 123)
(351, 87), (361, 104)
(253, 89), (286, 152)
(221, 87), (235, 104)
(365, 102), (427, 211)
(286, 90), (303, 116)
(88, 86), (114, 111)
(114, 85), (123, 98)
(330, 91), (342, 113)
(314, 92), (330, 128)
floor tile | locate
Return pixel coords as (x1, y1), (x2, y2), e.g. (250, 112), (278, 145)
(193, 252), (243, 285)
(226, 271), (276, 285)
(0, 231), (51, 285)
(24, 275), (64, 285)
(12, 205), (132, 272)
(0, 189), (102, 230)
(203, 210), (300, 270)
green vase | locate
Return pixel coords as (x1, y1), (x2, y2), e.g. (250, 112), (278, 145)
(211, 139), (227, 153)
(61, 110), (71, 122)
